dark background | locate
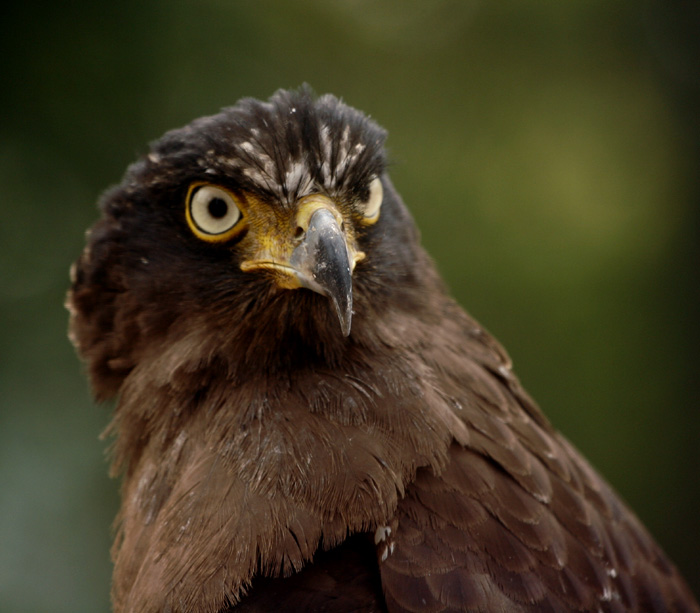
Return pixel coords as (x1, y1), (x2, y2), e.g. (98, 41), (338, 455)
(1, 2), (698, 610)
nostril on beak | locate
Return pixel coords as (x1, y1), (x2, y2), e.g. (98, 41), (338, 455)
(294, 226), (305, 240)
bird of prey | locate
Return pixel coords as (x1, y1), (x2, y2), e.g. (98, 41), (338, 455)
(67, 88), (699, 613)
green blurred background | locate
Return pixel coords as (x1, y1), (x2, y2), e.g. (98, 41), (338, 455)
(1, 1), (698, 610)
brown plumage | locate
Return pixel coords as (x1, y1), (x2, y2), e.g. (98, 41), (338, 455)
(67, 87), (699, 612)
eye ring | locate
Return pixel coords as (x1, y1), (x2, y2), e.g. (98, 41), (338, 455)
(186, 183), (243, 242)
(360, 176), (383, 224)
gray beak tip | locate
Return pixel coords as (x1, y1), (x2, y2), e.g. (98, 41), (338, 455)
(290, 208), (355, 336)
(337, 301), (352, 337)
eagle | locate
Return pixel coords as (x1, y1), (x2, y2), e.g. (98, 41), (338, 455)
(67, 87), (699, 612)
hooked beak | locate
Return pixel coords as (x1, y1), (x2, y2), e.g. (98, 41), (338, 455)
(289, 208), (353, 336)
(240, 198), (363, 336)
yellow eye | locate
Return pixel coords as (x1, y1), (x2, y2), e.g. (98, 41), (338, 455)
(186, 184), (243, 242)
(360, 177), (383, 223)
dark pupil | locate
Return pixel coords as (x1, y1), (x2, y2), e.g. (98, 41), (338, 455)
(207, 197), (228, 219)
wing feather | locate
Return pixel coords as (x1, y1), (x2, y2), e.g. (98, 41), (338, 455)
(379, 441), (699, 612)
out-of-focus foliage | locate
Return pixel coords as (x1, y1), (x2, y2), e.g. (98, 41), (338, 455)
(1, 1), (698, 610)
